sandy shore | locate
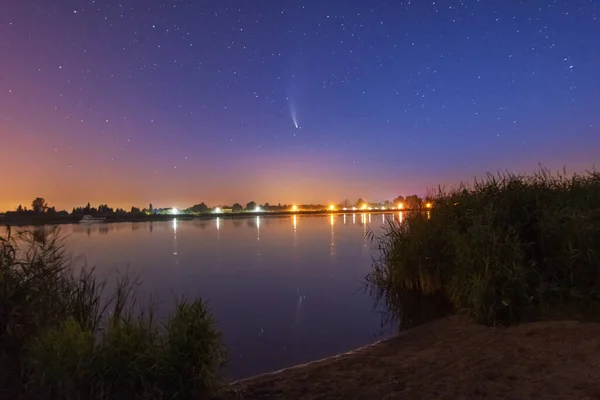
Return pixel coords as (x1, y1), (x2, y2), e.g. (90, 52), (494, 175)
(232, 316), (600, 399)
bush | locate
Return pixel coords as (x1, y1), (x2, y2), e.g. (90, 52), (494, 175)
(0, 227), (229, 399)
(367, 169), (600, 326)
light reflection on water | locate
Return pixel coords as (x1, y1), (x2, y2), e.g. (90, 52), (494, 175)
(53, 213), (403, 379)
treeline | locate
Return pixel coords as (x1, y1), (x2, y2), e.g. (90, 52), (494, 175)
(341, 195), (424, 210)
(2, 194), (426, 219)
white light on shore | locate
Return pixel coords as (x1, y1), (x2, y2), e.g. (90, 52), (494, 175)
(214, 207), (222, 213)
(170, 208), (178, 215)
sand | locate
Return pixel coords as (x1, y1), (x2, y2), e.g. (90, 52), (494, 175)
(232, 316), (600, 399)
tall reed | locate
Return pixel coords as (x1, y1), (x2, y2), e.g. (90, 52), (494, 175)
(0, 227), (230, 399)
(367, 169), (600, 326)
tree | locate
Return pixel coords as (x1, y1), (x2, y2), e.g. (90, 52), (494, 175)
(16, 205), (23, 213)
(149, 203), (153, 214)
(393, 195), (405, 205)
(31, 197), (48, 214)
(246, 201), (257, 211)
(232, 203), (243, 212)
(98, 204), (114, 214)
(130, 206), (142, 215)
(355, 198), (366, 207)
(189, 203), (208, 213)
(404, 195), (422, 210)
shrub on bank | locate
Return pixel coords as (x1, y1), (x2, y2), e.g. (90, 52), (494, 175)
(0, 228), (229, 399)
(367, 169), (600, 326)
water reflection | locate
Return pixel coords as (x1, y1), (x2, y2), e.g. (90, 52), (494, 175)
(172, 219), (178, 264)
(329, 214), (335, 256)
(256, 216), (260, 240)
(292, 215), (298, 247)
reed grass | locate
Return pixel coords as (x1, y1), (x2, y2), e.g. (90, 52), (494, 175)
(0, 227), (229, 399)
(367, 168), (600, 326)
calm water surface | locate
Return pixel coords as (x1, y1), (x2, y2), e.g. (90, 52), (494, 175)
(60, 213), (399, 379)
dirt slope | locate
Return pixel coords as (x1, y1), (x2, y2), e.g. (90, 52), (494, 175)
(233, 316), (600, 399)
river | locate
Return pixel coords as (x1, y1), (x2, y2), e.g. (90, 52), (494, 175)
(55, 212), (400, 379)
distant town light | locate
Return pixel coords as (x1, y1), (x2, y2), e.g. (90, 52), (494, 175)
(343, 207), (347, 211)
(426, 202), (433, 209)
(214, 207), (222, 214)
(292, 205), (298, 212)
(397, 203), (403, 210)
(170, 208), (178, 215)
(352, 207), (357, 211)
(361, 204), (367, 210)
(329, 204), (335, 211)
(255, 206), (262, 212)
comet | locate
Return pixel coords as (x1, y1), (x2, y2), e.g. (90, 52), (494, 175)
(288, 96), (300, 129)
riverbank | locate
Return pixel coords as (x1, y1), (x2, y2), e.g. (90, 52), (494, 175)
(233, 315), (600, 399)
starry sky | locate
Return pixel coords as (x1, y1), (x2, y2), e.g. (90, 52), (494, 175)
(1, 1), (599, 211)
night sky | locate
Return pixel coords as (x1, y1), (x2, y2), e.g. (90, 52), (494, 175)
(1, 1), (599, 211)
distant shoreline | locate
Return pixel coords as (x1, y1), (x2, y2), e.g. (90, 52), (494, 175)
(0, 209), (410, 227)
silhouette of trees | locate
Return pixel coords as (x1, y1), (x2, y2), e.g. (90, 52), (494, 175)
(189, 203), (209, 213)
(31, 198), (48, 214)
(355, 198), (366, 207)
(404, 195), (422, 209)
(130, 206), (143, 215)
(393, 195), (405, 206)
(232, 203), (243, 212)
(246, 201), (257, 211)
(98, 204), (114, 214)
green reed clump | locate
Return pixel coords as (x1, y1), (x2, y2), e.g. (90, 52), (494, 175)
(367, 168), (600, 326)
(0, 227), (229, 399)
